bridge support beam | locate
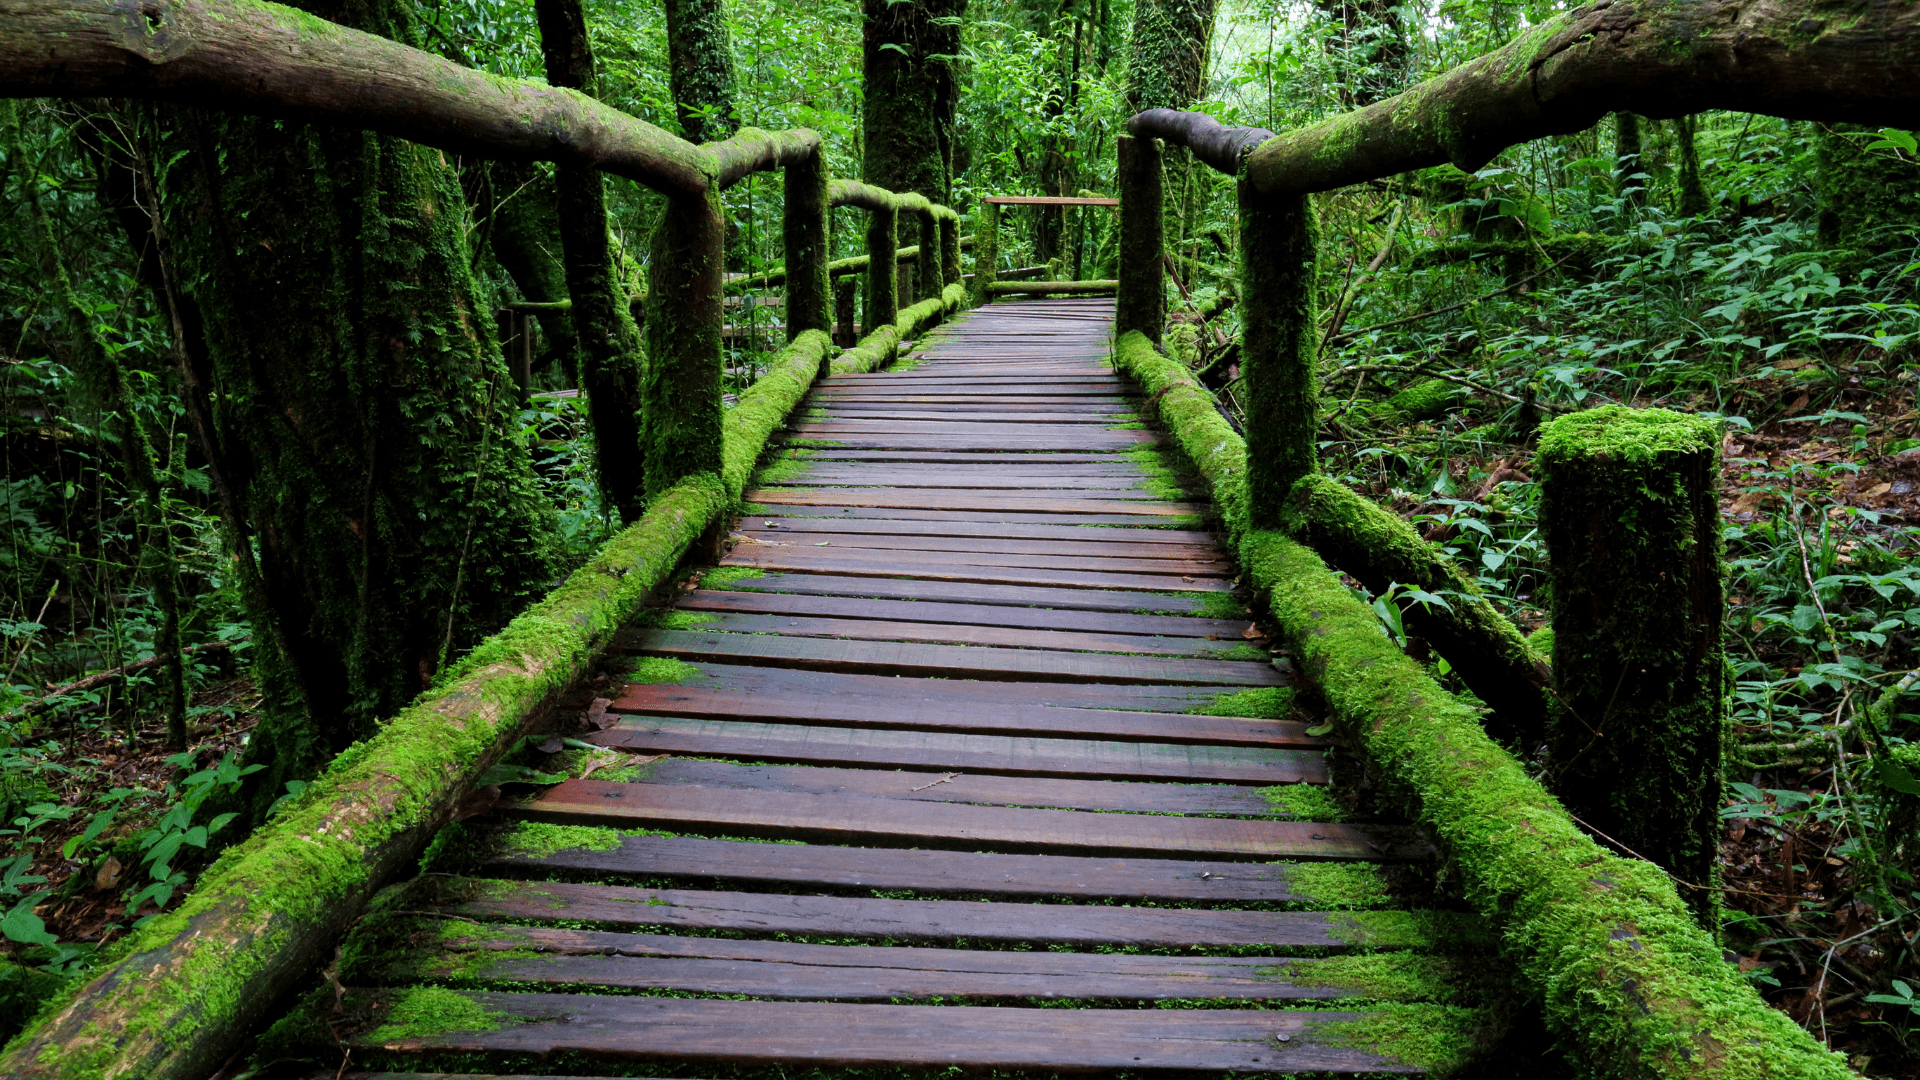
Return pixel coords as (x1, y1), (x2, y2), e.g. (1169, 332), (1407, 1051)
(1238, 181), (1320, 530)
(1538, 406), (1726, 921)
(644, 185), (727, 497)
(782, 146), (830, 342)
(972, 200), (999, 304)
(1115, 134), (1165, 344)
(864, 200), (899, 334)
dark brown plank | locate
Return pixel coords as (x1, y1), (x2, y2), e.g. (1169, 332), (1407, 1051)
(626, 630), (1275, 685)
(441, 877), (1462, 945)
(615, 759), (1293, 816)
(342, 992), (1421, 1073)
(717, 549), (1229, 592)
(387, 924), (1462, 1003)
(674, 589), (1245, 636)
(787, 434), (1157, 452)
(733, 531), (1216, 562)
(791, 450), (1131, 462)
(739, 515), (1217, 544)
(587, 717), (1317, 782)
(726, 540), (1223, 577)
(743, 504), (1207, 527)
(794, 420), (1146, 438)
(810, 411), (1127, 424)
(481, 833), (1363, 903)
(517, 782), (1430, 857)
(777, 474), (1157, 491)
(639, 611), (1254, 658)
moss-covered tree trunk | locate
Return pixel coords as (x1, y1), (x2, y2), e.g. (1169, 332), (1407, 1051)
(861, 0), (966, 203)
(535, 0), (647, 522)
(1316, 0), (1407, 107)
(482, 162), (583, 386)
(1538, 406), (1726, 921)
(1239, 182), (1320, 529)
(1673, 113), (1709, 217)
(663, 0), (738, 145)
(153, 0), (558, 820)
(1115, 133), (1165, 343)
(1614, 111), (1645, 206)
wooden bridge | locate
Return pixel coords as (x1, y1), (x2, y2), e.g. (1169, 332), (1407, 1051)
(309, 298), (1486, 1075)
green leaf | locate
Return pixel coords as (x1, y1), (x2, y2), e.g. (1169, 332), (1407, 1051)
(1304, 722), (1335, 737)
(1, 899), (58, 948)
(477, 763), (568, 787)
(1872, 757), (1920, 796)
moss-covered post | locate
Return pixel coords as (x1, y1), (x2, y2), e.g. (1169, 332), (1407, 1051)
(916, 205), (943, 302)
(1538, 406), (1726, 920)
(833, 273), (859, 345)
(783, 146), (830, 341)
(1115, 134), (1165, 344)
(644, 185), (726, 496)
(972, 200), (999, 305)
(939, 211), (961, 289)
(1239, 181), (1320, 529)
(863, 199), (898, 334)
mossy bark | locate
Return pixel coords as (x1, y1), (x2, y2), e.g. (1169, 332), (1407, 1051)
(644, 185), (727, 497)
(938, 212), (961, 290)
(782, 146), (831, 340)
(536, 0), (647, 522)
(1123, 0), (1216, 114)
(861, 0), (965, 203)
(1115, 134), (1165, 343)
(1673, 114), (1709, 217)
(1538, 406), (1726, 918)
(662, 0), (738, 145)
(833, 274), (859, 346)
(1614, 111), (1645, 206)
(150, 0), (558, 820)
(1817, 122), (1920, 252)
(483, 164), (582, 386)
(972, 200), (999, 305)
(1238, 182), (1320, 530)
(863, 200), (899, 336)
(915, 207), (943, 303)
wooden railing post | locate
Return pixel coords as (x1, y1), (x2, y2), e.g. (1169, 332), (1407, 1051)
(833, 274), (859, 346)
(1239, 182), (1320, 528)
(916, 206), (942, 303)
(1115, 134), (1165, 344)
(864, 199), (899, 334)
(939, 210), (961, 289)
(783, 145), (830, 341)
(972, 200), (999, 305)
(1539, 407), (1726, 921)
(643, 184), (726, 496)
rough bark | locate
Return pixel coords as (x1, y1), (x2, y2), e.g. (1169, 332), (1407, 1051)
(643, 184), (726, 497)
(1123, 0), (1216, 114)
(972, 199), (999, 305)
(1238, 181), (1319, 530)
(1126, 110), (1275, 177)
(0, 0), (712, 195)
(1539, 406), (1726, 922)
(863, 199), (899, 334)
(483, 163), (583, 386)
(861, 0), (966, 203)
(536, 0), (647, 522)
(1614, 111), (1645, 205)
(663, 0), (738, 145)
(1674, 113), (1709, 216)
(1115, 134), (1165, 343)
(1238, 0), (1920, 195)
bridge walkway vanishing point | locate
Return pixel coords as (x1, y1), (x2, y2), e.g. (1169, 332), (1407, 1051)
(300, 300), (1508, 1078)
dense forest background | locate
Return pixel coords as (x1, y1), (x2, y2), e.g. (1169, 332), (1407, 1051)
(2, 0), (1919, 1070)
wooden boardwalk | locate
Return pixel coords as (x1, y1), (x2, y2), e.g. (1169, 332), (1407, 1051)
(319, 300), (1493, 1077)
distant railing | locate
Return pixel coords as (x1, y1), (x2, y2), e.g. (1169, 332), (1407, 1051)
(971, 195), (1120, 302)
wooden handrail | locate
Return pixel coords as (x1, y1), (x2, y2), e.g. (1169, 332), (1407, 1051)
(979, 195), (1119, 207)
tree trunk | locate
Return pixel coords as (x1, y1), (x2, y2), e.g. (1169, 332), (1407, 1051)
(663, 0), (738, 145)
(1673, 113), (1709, 217)
(151, 0), (558, 820)
(1613, 111), (1644, 206)
(861, 0), (966, 203)
(482, 162), (584, 386)
(535, 0), (648, 523)
(1123, 0), (1216, 114)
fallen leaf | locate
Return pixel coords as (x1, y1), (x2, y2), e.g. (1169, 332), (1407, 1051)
(1866, 482), (1893, 497)
(1786, 392), (1810, 413)
(584, 697), (615, 730)
(94, 856), (123, 891)
(1182, 576), (1195, 583)
(1241, 624), (1265, 640)
(451, 785), (501, 821)
(537, 735), (566, 754)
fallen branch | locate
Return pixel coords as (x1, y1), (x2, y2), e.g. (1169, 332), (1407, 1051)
(0, 640), (244, 727)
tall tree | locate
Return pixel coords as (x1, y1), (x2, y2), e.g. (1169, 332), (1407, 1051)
(863, 0), (967, 202)
(151, 0), (558, 819)
(535, 0), (649, 523)
(1123, 0), (1216, 116)
(664, 0), (739, 144)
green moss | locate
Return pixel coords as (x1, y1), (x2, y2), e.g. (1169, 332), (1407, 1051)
(1264, 954), (1468, 1003)
(1258, 783), (1345, 822)
(1188, 688), (1294, 719)
(1326, 910), (1491, 952)
(722, 330), (833, 500)
(365, 986), (512, 1042)
(1281, 861), (1395, 910)
(1313, 1003), (1494, 1077)
(632, 608), (716, 630)
(627, 657), (700, 684)
(500, 823), (622, 859)
(1193, 590), (1249, 620)
(1204, 643), (1268, 662)
(1110, 331), (1250, 545)
(700, 566), (766, 589)
(1373, 378), (1461, 424)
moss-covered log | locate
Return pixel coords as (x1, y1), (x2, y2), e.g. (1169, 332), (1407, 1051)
(1238, 182), (1319, 529)
(1283, 474), (1551, 746)
(1126, 109), (1275, 177)
(0, 0), (713, 196)
(663, 0), (737, 145)
(1113, 328), (1854, 1080)
(1238, 0), (1920, 196)
(782, 146), (830, 339)
(984, 279), (1118, 296)
(831, 283), (965, 375)
(1115, 134), (1165, 343)
(721, 330), (832, 496)
(1538, 407), (1727, 915)
(643, 185), (726, 497)
(706, 126), (820, 190)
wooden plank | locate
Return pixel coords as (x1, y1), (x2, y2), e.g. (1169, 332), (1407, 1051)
(675, 589), (1248, 636)
(980, 195), (1121, 205)
(637, 611), (1254, 659)
(587, 717), (1317, 782)
(516, 782), (1432, 858)
(614, 660), (1256, 714)
(717, 548), (1229, 592)
(791, 450), (1134, 464)
(808, 411), (1128, 424)
(441, 877), (1460, 944)
(735, 528), (1218, 562)
(481, 833), (1353, 903)
(744, 504), (1207, 527)
(725, 541), (1223, 577)
(387, 924), (1460, 1003)
(749, 488), (1181, 512)
(738, 515), (1217, 545)
(710, 572), (1225, 614)
(793, 419), (1144, 437)
(820, 399), (1137, 412)
(773, 475), (1160, 491)
(626, 629), (1275, 685)
(609, 759), (1293, 816)
(609, 681), (1311, 747)
(786, 434), (1157, 452)
(342, 992), (1421, 1074)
